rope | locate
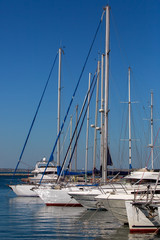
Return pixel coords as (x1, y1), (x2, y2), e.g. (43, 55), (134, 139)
(134, 127), (160, 198)
(145, 127), (160, 168)
(59, 105), (78, 165)
(57, 70), (98, 183)
(110, 9), (129, 69)
(40, 10), (105, 184)
(12, 52), (58, 180)
(66, 76), (97, 176)
(74, 206), (100, 225)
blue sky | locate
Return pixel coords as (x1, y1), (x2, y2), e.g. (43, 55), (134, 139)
(1, 0), (160, 170)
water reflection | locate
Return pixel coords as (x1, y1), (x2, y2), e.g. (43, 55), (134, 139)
(9, 196), (43, 205)
(128, 233), (160, 240)
(9, 196), (123, 239)
(110, 223), (160, 240)
(7, 196), (160, 239)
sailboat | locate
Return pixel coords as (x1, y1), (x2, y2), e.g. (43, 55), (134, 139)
(95, 91), (160, 225)
(68, 18), (160, 212)
(33, 60), (100, 206)
(95, 173), (160, 223)
(123, 172), (160, 233)
(9, 48), (63, 197)
(125, 199), (160, 233)
(68, 10), (133, 210)
(33, 6), (111, 206)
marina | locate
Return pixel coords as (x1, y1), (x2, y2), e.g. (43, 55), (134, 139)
(1, 175), (160, 240)
(1, 0), (160, 239)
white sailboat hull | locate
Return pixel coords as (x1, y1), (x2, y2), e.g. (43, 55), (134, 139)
(68, 184), (124, 210)
(68, 182), (140, 210)
(96, 189), (160, 225)
(34, 185), (83, 207)
(96, 193), (130, 223)
(68, 190), (101, 209)
(9, 184), (38, 197)
(125, 200), (160, 233)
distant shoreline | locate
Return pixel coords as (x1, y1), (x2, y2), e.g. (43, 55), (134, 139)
(0, 173), (31, 176)
(0, 168), (33, 176)
(0, 168), (32, 172)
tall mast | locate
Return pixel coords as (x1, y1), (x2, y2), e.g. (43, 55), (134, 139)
(74, 105), (78, 171)
(100, 54), (104, 170)
(151, 91), (153, 169)
(85, 73), (91, 183)
(69, 115), (72, 171)
(57, 48), (62, 167)
(128, 67), (132, 169)
(93, 60), (100, 182)
(103, 5), (110, 183)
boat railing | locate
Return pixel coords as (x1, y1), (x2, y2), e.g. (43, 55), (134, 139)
(111, 182), (129, 194)
(96, 171), (130, 194)
(97, 181), (129, 194)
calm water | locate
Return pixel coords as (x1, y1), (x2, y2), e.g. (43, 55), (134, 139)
(0, 175), (160, 240)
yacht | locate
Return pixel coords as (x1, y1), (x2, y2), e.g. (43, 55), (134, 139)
(25, 157), (58, 183)
(9, 157), (57, 197)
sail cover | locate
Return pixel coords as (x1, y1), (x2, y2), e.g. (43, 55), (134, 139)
(107, 147), (113, 166)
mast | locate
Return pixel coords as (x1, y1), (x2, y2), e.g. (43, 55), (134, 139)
(93, 60), (100, 182)
(151, 91), (153, 169)
(85, 73), (91, 183)
(69, 115), (72, 171)
(103, 5), (110, 183)
(75, 105), (78, 171)
(100, 54), (104, 171)
(57, 48), (62, 167)
(128, 67), (132, 169)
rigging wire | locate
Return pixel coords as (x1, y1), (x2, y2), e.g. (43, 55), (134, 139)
(39, 10), (105, 184)
(59, 105), (78, 164)
(134, 127), (160, 198)
(56, 70), (98, 183)
(129, 70), (155, 168)
(146, 128), (160, 169)
(19, 161), (35, 170)
(66, 74), (97, 178)
(130, 107), (141, 168)
(119, 106), (128, 169)
(110, 8), (130, 69)
(109, 70), (127, 169)
(11, 51), (59, 179)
